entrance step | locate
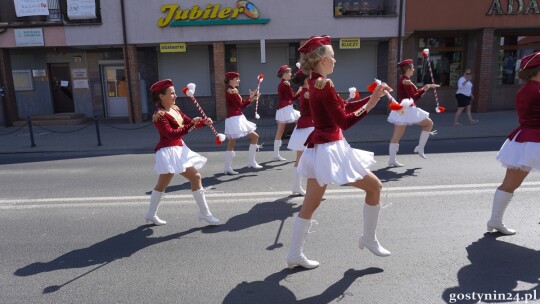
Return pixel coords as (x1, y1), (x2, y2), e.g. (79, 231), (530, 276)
(13, 113), (92, 127)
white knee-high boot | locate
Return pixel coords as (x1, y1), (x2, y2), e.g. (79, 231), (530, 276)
(487, 189), (516, 235)
(144, 190), (167, 225)
(388, 143), (404, 167)
(273, 140), (286, 161)
(291, 167), (306, 195)
(359, 204), (391, 257)
(287, 217), (319, 269)
(224, 151), (239, 175)
(192, 188), (220, 225)
(414, 131), (431, 159)
(247, 144), (263, 169)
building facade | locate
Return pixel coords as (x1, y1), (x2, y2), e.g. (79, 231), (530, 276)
(403, 0), (540, 113)
(0, 0), (400, 127)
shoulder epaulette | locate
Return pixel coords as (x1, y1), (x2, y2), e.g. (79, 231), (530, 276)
(171, 105), (180, 111)
(152, 110), (166, 122)
(227, 88), (238, 95)
(402, 79), (413, 86)
(314, 77), (333, 90)
(304, 91), (309, 99)
(284, 80), (290, 86)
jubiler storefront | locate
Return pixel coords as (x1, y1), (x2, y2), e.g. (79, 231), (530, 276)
(0, 0), (400, 126)
(403, 0), (540, 112)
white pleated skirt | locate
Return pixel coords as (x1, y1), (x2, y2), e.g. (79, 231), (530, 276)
(496, 131), (540, 172)
(297, 139), (376, 187)
(387, 106), (430, 125)
(276, 105), (300, 123)
(154, 143), (207, 175)
(287, 126), (314, 151)
(224, 114), (257, 139)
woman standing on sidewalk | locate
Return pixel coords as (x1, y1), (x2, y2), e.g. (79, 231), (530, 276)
(144, 79), (220, 226)
(387, 59), (439, 167)
(286, 68), (313, 196)
(223, 71), (262, 175)
(453, 68), (479, 126)
(487, 51), (540, 235)
(286, 35), (389, 270)
(272, 65), (301, 161)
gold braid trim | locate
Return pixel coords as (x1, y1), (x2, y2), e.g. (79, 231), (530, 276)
(314, 77), (333, 90)
(152, 110), (165, 123)
(283, 80), (290, 86)
(304, 91), (309, 99)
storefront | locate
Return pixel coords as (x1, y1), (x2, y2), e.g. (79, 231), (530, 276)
(0, 0), (400, 126)
(403, 0), (540, 112)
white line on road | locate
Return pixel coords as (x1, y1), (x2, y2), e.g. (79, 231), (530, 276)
(1, 181), (539, 210)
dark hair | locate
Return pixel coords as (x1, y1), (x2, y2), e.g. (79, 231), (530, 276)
(398, 64), (413, 74)
(291, 74), (308, 86)
(152, 87), (169, 105)
(277, 68), (291, 78)
(518, 66), (540, 81)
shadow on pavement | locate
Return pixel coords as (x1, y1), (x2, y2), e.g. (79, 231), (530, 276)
(223, 267), (384, 303)
(372, 166), (421, 183)
(442, 233), (540, 303)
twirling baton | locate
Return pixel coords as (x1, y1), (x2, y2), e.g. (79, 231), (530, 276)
(346, 87), (360, 102)
(182, 83), (226, 145)
(367, 79), (403, 111)
(421, 49), (445, 113)
(254, 74), (264, 119)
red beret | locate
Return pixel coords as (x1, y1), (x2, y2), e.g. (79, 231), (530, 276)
(225, 71), (240, 79)
(398, 59), (413, 68)
(277, 65), (291, 74)
(298, 35), (331, 54)
(520, 51), (540, 70)
(150, 79), (173, 94)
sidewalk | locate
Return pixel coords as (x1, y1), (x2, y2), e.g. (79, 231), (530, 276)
(0, 111), (518, 155)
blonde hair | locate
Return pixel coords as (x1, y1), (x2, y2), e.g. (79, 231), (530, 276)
(299, 45), (330, 73)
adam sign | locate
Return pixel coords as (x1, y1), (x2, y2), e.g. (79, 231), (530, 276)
(487, 0), (540, 15)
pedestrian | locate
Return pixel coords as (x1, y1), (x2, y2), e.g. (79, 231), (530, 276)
(273, 65), (301, 161)
(286, 35), (389, 270)
(453, 68), (479, 126)
(487, 51), (540, 235)
(286, 68), (314, 196)
(223, 71), (262, 175)
(387, 59), (439, 167)
(144, 79), (220, 226)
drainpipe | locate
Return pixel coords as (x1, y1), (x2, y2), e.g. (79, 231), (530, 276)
(396, 0), (404, 100)
(120, 0), (135, 123)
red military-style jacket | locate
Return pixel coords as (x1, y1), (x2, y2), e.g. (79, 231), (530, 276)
(397, 75), (425, 104)
(152, 105), (204, 152)
(277, 79), (300, 110)
(226, 85), (252, 118)
(507, 79), (540, 142)
(296, 87), (314, 129)
(304, 72), (370, 147)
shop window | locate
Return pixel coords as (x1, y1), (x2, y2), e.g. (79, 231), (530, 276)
(12, 70), (34, 91)
(497, 35), (540, 85)
(416, 36), (465, 87)
(334, 0), (397, 16)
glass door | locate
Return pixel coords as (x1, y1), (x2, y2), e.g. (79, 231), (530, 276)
(101, 65), (128, 117)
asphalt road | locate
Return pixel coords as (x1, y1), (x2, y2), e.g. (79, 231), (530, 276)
(1, 139), (539, 304)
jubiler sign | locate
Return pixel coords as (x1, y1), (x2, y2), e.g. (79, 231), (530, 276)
(158, 0), (270, 27)
(487, 0), (540, 15)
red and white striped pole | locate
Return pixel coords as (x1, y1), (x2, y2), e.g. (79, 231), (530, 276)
(182, 83), (226, 145)
(254, 74), (263, 119)
(421, 49), (445, 113)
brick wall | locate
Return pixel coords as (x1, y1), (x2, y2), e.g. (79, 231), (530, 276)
(213, 42), (226, 120)
(475, 28), (494, 113)
(0, 49), (18, 127)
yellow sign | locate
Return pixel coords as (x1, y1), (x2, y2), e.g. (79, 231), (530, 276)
(340, 38), (360, 49)
(160, 42), (187, 53)
(158, 1), (270, 27)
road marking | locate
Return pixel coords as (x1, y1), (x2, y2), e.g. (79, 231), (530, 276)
(1, 182), (539, 210)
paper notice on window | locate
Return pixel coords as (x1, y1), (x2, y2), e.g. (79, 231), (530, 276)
(14, 0), (49, 17)
(60, 81), (69, 87)
(67, 0), (97, 20)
